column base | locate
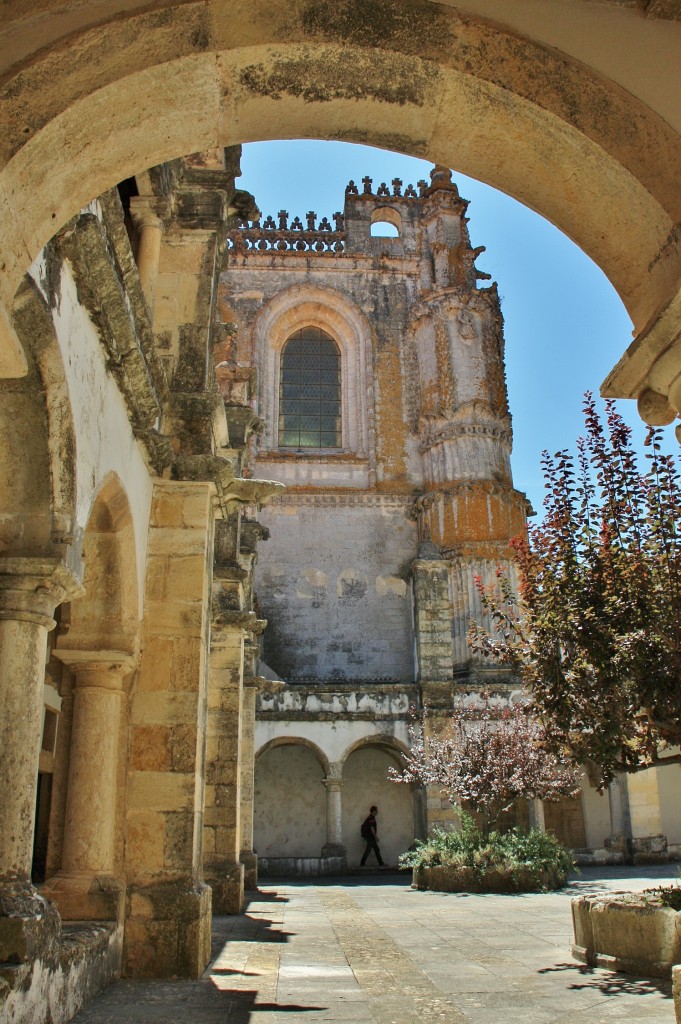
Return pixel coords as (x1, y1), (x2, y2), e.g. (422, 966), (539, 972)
(631, 834), (669, 864)
(124, 881), (211, 978)
(321, 843), (346, 858)
(206, 862), (244, 915)
(240, 851), (258, 891)
(604, 831), (629, 855)
(42, 873), (125, 922)
(0, 880), (61, 964)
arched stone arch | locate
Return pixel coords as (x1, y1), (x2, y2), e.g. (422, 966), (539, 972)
(370, 206), (403, 236)
(252, 283), (375, 459)
(0, 275), (77, 557)
(0, 3), (680, 400)
(254, 736), (329, 859)
(341, 732), (417, 866)
(65, 472), (140, 654)
(255, 734), (331, 776)
(339, 732), (410, 772)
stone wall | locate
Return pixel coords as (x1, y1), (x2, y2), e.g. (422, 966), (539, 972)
(257, 497), (416, 683)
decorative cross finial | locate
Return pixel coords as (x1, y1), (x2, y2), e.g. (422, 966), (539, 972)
(278, 210), (289, 230)
(392, 178), (403, 196)
(306, 211), (317, 231)
(362, 176), (373, 194)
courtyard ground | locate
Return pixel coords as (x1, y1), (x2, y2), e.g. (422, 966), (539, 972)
(73, 866), (678, 1023)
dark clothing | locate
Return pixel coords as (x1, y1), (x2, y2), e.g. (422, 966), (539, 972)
(360, 834), (384, 866)
(360, 813), (384, 865)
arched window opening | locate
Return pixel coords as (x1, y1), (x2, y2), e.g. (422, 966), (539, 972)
(279, 327), (341, 448)
(370, 207), (402, 238)
(370, 220), (400, 238)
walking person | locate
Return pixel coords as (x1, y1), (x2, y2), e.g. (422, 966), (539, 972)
(360, 805), (385, 867)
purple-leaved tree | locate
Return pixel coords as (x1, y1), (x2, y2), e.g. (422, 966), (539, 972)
(390, 694), (580, 836)
(468, 394), (681, 788)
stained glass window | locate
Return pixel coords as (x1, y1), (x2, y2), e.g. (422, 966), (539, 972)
(279, 328), (341, 449)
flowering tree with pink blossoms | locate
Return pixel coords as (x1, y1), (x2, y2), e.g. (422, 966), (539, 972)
(390, 694), (580, 836)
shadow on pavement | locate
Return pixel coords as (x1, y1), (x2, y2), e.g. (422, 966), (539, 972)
(537, 961), (672, 1000)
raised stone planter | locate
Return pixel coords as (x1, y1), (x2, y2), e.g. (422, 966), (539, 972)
(572, 894), (681, 978)
(412, 863), (567, 894)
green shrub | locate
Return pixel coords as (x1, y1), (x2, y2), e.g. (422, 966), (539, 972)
(399, 811), (575, 889)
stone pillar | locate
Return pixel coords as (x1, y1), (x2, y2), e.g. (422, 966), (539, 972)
(0, 558), (81, 962)
(321, 765), (346, 859)
(130, 199), (165, 319)
(239, 676), (258, 890)
(528, 799), (546, 832)
(43, 650), (135, 920)
(605, 774), (630, 860)
(204, 608), (246, 915)
(625, 768), (669, 863)
(412, 559), (454, 684)
(124, 481), (214, 978)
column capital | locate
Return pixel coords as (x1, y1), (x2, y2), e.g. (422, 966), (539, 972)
(129, 196), (170, 232)
(53, 648), (137, 691)
(0, 558), (84, 628)
(323, 761), (344, 785)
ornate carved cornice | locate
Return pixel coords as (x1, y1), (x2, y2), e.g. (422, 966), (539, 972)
(418, 419), (512, 450)
(269, 491), (413, 510)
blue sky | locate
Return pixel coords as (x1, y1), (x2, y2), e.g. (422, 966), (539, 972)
(239, 141), (657, 518)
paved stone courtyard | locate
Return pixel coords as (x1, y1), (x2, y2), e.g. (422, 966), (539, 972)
(74, 866), (678, 1024)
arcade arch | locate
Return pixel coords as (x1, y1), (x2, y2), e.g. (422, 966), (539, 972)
(0, 1), (680, 414)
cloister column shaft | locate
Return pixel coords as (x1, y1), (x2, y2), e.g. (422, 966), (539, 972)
(528, 799), (546, 831)
(130, 199), (166, 318)
(43, 651), (134, 920)
(59, 654), (132, 872)
(321, 770), (345, 859)
(0, 558), (81, 961)
(239, 678), (258, 890)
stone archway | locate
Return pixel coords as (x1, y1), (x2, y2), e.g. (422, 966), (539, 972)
(254, 737), (329, 860)
(341, 736), (416, 867)
(1, 1), (680, 413)
(42, 474), (139, 923)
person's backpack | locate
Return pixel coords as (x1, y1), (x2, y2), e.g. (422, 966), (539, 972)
(360, 817), (372, 840)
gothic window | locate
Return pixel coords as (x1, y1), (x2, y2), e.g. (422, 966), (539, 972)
(279, 327), (341, 448)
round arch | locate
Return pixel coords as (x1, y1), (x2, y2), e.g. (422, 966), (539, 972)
(341, 734), (417, 867)
(339, 732), (411, 771)
(370, 206), (403, 237)
(0, 3), (680, 393)
(254, 736), (329, 859)
(66, 472), (140, 654)
(255, 734), (331, 777)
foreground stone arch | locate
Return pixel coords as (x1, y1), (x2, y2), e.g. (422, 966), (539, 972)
(1, 1), (680, 412)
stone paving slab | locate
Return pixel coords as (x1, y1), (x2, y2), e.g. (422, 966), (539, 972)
(73, 866), (678, 1023)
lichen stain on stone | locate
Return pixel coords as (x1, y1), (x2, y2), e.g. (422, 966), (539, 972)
(239, 50), (439, 107)
(298, 0), (454, 55)
(331, 128), (429, 158)
(648, 222), (681, 273)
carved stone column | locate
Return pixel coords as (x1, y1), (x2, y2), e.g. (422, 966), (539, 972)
(605, 774), (630, 860)
(130, 198), (167, 318)
(528, 799), (546, 832)
(0, 558), (82, 962)
(239, 674), (259, 890)
(43, 650), (135, 920)
(321, 764), (346, 859)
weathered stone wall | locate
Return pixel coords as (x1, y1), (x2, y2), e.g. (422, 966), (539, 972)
(257, 497), (416, 683)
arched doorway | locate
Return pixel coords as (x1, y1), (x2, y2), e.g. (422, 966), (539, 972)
(341, 740), (416, 868)
(254, 739), (328, 860)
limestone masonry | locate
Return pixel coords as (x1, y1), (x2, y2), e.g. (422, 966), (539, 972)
(1, 145), (679, 1024)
